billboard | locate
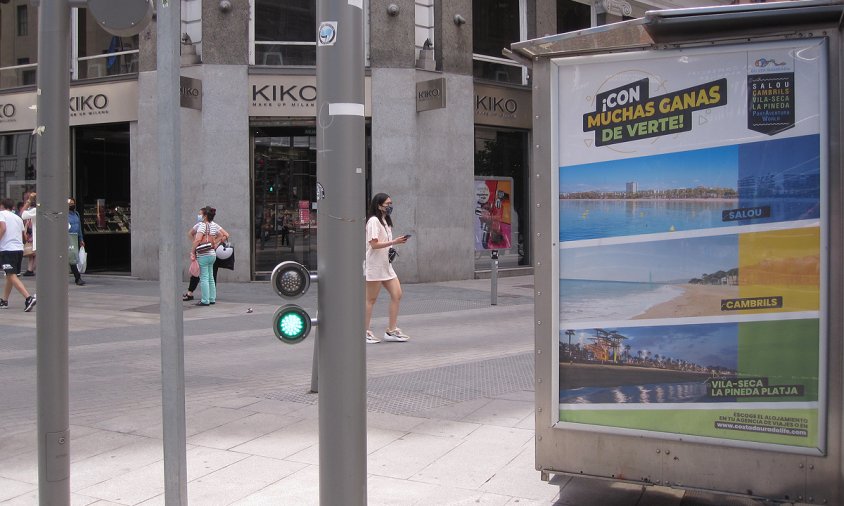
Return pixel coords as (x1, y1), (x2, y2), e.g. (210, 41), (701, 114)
(474, 177), (513, 251)
(555, 40), (827, 453)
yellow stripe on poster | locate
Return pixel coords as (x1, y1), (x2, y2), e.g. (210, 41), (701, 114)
(738, 227), (820, 313)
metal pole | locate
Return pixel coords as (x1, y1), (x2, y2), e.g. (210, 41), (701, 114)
(157, 0), (188, 503)
(490, 250), (499, 305)
(36, 1), (71, 504)
(310, 332), (318, 393)
(316, 0), (366, 504)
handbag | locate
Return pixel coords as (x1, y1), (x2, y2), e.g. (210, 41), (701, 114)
(216, 248), (235, 270)
(215, 241), (234, 260)
(23, 242), (34, 257)
(77, 246), (88, 274)
(388, 247), (398, 263)
(68, 233), (79, 265)
(189, 257), (200, 277)
(194, 223), (214, 255)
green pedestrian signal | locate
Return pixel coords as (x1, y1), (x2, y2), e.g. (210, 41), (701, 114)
(273, 304), (312, 344)
(270, 261), (317, 344)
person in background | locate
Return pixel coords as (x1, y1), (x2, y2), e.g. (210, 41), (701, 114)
(20, 192), (36, 276)
(191, 206), (229, 306)
(0, 198), (36, 311)
(68, 198), (86, 286)
(364, 193), (410, 344)
(183, 207), (219, 301)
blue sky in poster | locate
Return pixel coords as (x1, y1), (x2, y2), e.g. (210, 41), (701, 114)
(561, 234), (738, 283)
(560, 145), (738, 194)
(559, 135), (821, 242)
(563, 323), (739, 370)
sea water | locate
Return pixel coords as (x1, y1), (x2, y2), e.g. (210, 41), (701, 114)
(559, 381), (711, 404)
(560, 279), (682, 322)
(560, 198), (819, 242)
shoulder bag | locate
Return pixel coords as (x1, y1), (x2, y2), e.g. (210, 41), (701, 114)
(194, 223), (214, 255)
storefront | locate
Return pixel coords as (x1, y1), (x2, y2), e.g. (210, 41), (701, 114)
(249, 74), (371, 276)
(473, 82), (532, 271)
(0, 80), (137, 273)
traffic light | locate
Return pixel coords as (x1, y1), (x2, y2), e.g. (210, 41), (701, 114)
(270, 261), (317, 344)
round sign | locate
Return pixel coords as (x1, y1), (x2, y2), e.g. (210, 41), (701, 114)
(87, 0), (153, 37)
(318, 22), (337, 46)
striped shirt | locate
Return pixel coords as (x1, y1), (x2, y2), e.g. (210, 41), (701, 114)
(194, 221), (222, 256)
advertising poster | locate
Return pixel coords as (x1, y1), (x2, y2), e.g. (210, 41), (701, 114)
(474, 177), (513, 251)
(555, 40), (826, 452)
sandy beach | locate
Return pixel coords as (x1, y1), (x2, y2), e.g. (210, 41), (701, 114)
(633, 283), (739, 319)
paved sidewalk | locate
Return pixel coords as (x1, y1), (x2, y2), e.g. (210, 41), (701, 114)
(0, 274), (782, 505)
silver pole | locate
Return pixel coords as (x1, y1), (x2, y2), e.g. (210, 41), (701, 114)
(490, 250), (499, 306)
(36, 1), (71, 504)
(316, 0), (367, 504)
(310, 332), (319, 393)
(157, 0), (188, 503)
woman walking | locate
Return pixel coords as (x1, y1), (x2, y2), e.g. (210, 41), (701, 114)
(364, 193), (410, 344)
(192, 206), (228, 306)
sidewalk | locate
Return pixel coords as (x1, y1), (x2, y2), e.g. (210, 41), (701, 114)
(0, 274), (779, 505)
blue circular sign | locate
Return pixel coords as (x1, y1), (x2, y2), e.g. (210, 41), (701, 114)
(318, 22), (336, 45)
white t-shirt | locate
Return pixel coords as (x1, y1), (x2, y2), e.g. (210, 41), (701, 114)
(21, 207), (36, 250)
(365, 216), (396, 282)
(0, 209), (25, 252)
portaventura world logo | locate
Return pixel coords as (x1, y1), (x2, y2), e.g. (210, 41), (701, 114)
(582, 77), (727, 147)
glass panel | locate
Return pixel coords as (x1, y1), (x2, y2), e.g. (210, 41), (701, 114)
(255, 43), (315, 66)
(474, 128), (529, 270)
(77, 8), (139, 79)
(472, 0), (519, 59)
(253, 126), (318, 273)
(557, 0), (592, 33)
(1, 1), (38, 89)
(473, 60), (522, 84)
(73, 124), (132, 272)
(256, 0), (315, 42)
(0, 133), (36, 201)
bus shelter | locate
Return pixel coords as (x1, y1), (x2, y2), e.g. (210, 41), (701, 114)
(513, 1), (844, 503)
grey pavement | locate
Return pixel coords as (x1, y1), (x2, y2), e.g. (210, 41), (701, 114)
(0, 274), (782, 505)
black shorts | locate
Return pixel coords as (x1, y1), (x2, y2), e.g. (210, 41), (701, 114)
(0, 250), (23, 275)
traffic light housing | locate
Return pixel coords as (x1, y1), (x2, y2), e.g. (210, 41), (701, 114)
(270, 261), (317, 344)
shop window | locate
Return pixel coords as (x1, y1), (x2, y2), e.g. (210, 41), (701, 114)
(250, 0), (370, 67)
(16, 5), (27, 36)
(474, 127), (530, 269)
(73, 8), (139, 80)
(472, 0), (527, 85)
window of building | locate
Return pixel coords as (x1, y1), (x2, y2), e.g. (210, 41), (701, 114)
(557, 0), (592, 33)
(472, 0), (527, 85)
(16, 5), (27, 37)
(249, 0), (370, 67)
(72, 8), (139, 80)
(415, 0), (434, 54)
(253, 0), (317, 66)
(0, 3), (37, 89)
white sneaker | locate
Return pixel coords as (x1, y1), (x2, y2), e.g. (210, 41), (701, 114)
(366, 330), (380, 344)
(383, 328), (409, 342)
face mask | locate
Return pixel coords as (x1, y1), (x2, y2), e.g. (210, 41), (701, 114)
(197, 214), (203, 223)
(385, 205), (393, 216)
(69, 205), (76, 211)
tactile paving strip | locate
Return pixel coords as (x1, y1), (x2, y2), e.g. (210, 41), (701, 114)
(263, 352), (534, 415)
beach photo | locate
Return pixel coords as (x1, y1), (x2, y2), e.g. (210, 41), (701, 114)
(560, 226), (820, 322)
(559, 134), (820, 242)
(560, 234), (739, 321)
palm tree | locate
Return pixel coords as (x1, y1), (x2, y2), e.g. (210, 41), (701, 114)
(565, 329), (575, 363)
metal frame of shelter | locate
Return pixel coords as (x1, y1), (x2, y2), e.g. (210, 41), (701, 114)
(513, 1), (844, 503)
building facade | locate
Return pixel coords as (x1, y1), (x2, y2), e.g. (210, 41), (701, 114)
(0, 0), (729, 282)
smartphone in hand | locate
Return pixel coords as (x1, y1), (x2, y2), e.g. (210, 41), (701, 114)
(403, 234), (412, 239)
